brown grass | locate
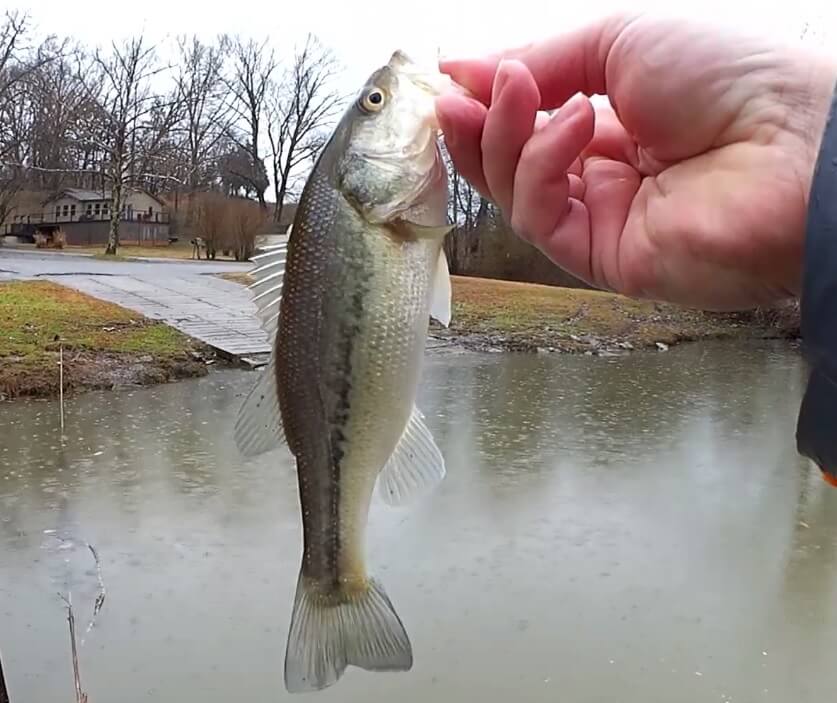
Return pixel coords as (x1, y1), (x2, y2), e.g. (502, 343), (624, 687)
(219, 271), (789, 352)
(446, 276), (739, 350)
(0, 280), (208, 399)
(65, 243), (239, 260)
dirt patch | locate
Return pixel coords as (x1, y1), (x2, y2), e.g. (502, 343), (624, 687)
(0, 349), (211, 400)
(0, 280), (219, 400)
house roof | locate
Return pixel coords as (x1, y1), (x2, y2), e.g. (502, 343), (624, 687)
(43, 188), (166, 206)
(47, 188), (112, 203)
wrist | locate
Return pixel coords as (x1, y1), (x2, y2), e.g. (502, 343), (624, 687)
(792, 54), (837, 205)
(795, 57), (837, 478)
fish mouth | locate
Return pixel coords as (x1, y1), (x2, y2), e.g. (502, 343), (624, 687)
(386, 49), (469, 99)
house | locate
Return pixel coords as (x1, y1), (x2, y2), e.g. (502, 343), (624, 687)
(3, 187), (171, 246)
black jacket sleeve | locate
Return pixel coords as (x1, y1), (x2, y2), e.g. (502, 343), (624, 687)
(796, 78), (837, 483)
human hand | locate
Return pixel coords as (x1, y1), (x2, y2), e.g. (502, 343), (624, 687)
(436, 14), (837, 310)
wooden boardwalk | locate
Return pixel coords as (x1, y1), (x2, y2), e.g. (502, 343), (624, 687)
(44, 272), (272, 360)
(2, 244), (447, 364)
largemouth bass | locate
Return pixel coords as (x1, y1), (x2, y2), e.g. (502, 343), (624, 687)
(234, 50), (457, 693)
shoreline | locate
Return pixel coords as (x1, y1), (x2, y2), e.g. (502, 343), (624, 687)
(441, 275), (800, 353)
(1, 275), (801, 402)
(1, 349), (216, 402)
(430, 325), (799, 356)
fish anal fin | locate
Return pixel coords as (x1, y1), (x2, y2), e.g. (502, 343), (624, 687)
(233, 355), (286, 457)
(376, 405), (446, 506)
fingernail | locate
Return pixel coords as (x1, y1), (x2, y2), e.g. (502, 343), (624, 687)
(557, 93), (588, 121)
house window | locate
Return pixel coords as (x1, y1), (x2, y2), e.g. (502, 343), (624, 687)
(70, 204), (76, 217)
(86, 204), (92, 213)
(62, 205), (69, 217)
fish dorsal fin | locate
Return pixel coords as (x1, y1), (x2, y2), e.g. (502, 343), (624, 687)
(247, 241), (288, 336)
(233, 354), (286, 456)
(376, 405), (446, 506)
(234, 240), (289, 456)
(429, 247), (451, 327)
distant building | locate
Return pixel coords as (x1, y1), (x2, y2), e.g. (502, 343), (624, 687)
(3, 187), (171, 246)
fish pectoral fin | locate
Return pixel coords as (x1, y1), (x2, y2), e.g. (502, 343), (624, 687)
(247, 241), (287, 336)
(284, 573), (412, 693)
(376, 405), (446, 507)
(233, 354), (286, 457)
(393, 219), (453, 241)
(429, 247), (451, 327)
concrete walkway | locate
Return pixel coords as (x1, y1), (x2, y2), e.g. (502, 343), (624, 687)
(0, 248), (275, 361)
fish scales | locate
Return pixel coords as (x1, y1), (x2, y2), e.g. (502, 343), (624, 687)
(278, 166), (436, 584)
(234, 49), (460, 694)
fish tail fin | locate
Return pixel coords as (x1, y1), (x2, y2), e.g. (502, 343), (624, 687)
(283, 573), (413, 693)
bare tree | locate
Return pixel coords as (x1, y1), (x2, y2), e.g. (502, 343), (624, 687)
(266, 34), (341, 225)
(0, 11), (62, 231)
(441, 144), (485, 273)
(24, 47), (99, 191)
(87, 35), (181, 255)
(174, 36), (232, 191)
(221, 35), (276, 209)
(0, 11), (60, 102)
(217, 139), (268, 199)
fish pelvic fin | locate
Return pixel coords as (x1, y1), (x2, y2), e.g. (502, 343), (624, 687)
(376, 404), (446, 507)
(284, 573), (413, 693)
(233, 354), (286, 457)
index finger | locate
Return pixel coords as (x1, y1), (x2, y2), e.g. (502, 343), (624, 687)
(439, 13), (638, 108)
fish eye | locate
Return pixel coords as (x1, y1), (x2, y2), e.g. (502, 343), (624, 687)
(361, 88), (386, 112)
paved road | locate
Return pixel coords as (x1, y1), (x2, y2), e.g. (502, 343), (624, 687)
(0, 248), (273, 359)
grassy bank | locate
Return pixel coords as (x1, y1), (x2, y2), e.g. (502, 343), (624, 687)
(219, 272), (799, 354)
(440, 277), (798, 353)
(0, 280), (212, 400)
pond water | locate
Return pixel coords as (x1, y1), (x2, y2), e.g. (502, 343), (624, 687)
(2, 340), (837, 702)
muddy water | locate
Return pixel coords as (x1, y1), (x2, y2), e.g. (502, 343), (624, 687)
(2, 340), (837, 702)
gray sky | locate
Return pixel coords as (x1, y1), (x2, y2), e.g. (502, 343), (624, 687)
(18, 0), (837, 94)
